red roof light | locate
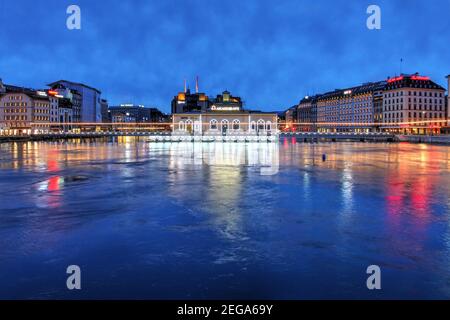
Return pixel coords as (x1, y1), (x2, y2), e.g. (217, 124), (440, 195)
(387, 76), (404, 83)
(411, 75), (430, 81)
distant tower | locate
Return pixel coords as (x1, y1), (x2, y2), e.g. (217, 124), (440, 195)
(184, 79), (187, 93)
(0, 78), (5, 93)
(195, 76), (199, 94)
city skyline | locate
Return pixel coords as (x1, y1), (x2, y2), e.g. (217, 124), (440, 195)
(1, 0), (449, 112)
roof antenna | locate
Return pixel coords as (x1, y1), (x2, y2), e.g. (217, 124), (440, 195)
(400, 58), (403, 76)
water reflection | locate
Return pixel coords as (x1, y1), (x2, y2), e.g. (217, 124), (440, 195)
(0, 139), (450, 299)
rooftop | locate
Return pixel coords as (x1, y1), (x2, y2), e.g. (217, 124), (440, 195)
(47, 80), (101, 94)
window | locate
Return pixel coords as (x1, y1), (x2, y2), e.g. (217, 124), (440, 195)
(178, 121), (185, 131)
(257, 119), (265, 131)
(232, 119), (240, 130)
(210, 119), (218, 130)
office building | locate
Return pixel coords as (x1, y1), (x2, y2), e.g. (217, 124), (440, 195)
(108, 104), (166, 123)
(48, 80), (102, 123)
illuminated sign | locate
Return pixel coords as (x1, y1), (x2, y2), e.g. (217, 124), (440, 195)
(210, 105), (240, 111)
(48, 90), (58, 96)
(36, 91), (48, 97)
(344, 90), (352, 95)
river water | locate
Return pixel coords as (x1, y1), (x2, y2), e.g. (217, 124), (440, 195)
(0, 138), (449, 299)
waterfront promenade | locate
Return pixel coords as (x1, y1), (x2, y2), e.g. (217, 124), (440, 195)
(2, 131), (450, 144)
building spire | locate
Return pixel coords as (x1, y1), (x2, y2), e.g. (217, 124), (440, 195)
(184, 79), (187, 93)
(195, 76), (199, 93)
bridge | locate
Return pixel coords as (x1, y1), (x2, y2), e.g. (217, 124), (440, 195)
(0, 131), (434, 144)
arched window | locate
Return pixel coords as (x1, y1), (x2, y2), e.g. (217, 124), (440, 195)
(221, 119), (229, 130)
(178, 121), (185, 131)
(266, 121), (272, 131)
(210, 119), (218, 130)
(185, 119), (193, 132)
(232, 119), (240, 130)
(257, 119), (265, 131)
(250, 121), (256, 131)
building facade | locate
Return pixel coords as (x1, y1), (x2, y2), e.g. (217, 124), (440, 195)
(172, 111), (277, 136)
(48, 80), (102, 123)
(447, 75), (450, 128)
(100, 99), (110, 123)
(57, 98), (73, 132)
(297, 95), (318, 132)
(108, 104), (166, 124)
(171, 78), (209, 114)
(295, 74), (447, 134)
(316, 81), (386, 133)
(284, 105), (298, 131)
(210, 91), (243, 111)
(382, 74), (446, 134)
(0, 79), (74, 135)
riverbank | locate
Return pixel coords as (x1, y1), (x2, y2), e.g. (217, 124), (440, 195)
(396, 135), (450, 145)
(1, 133), (450, 145)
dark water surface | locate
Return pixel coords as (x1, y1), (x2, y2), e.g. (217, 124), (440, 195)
(0, 138), (449, 299)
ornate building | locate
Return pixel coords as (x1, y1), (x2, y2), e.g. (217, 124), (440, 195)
(172, 111), (277, 136)
(382, 74), (446, 134)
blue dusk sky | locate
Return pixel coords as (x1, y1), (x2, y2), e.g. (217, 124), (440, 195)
(0, 0), (449, 112)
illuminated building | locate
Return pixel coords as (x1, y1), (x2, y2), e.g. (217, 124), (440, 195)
(171, 77), (209, 113)
(284, 106), (298, 131)
(100, 99), (110, 123)
(56, 97), (74, 132)
(109, 104), (166, 123)
(297, 96), (318, 132)
(382, 74), (446, 134)
(172, 84), (277, 136)
(0, 80), (49, 135)
(210, 90), (243, 111)
(47, 80), (103, 123)
(315, 81), (386, 133)
(446, 75), (450, 129)
(0, 79), (73, 135)
(172, 111), (277, 136)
